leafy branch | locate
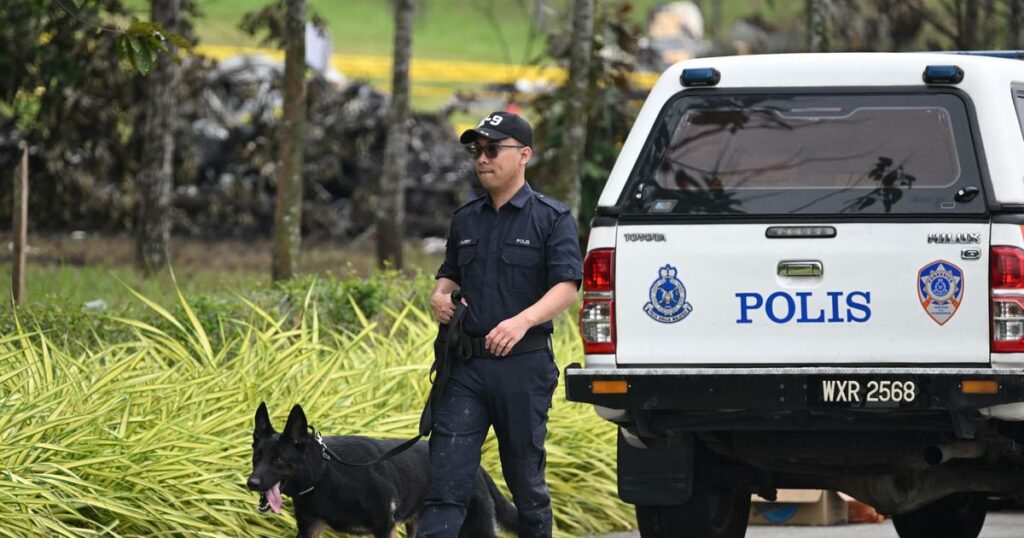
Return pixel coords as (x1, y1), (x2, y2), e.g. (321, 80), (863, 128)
(54, 0), (191, 75)
(239, 0), (326, 48)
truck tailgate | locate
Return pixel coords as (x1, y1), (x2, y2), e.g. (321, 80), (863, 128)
(615, 223), (989, 365)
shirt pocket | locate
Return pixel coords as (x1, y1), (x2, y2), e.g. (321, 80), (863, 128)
(457, 239), (478, 289)
(501, 240), (543, 293)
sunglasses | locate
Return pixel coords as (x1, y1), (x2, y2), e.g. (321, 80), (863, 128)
(464, 143), (526, 160)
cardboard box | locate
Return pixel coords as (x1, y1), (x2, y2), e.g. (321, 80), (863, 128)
(749, 489), (848, 526)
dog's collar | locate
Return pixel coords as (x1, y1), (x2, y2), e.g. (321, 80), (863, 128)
(283, 429), (332, 498)
(277, 428), (333, 498)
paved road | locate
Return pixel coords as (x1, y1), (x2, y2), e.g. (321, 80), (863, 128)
(596, 511), (1024, 537)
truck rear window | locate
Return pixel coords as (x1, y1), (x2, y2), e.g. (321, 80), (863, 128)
(620, 92), (986, 216)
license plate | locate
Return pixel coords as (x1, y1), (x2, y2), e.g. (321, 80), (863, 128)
(808, 376), (923, 408)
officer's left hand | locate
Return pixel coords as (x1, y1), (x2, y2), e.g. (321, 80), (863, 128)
(485, 316), (530, 357)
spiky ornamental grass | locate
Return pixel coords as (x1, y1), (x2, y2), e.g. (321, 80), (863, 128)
(0, 286), (634, 537)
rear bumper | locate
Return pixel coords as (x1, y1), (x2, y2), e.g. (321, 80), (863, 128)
(565, 364), (1024, 414)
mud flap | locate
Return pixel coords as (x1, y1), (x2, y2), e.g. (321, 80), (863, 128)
(617, 429), (694, 505)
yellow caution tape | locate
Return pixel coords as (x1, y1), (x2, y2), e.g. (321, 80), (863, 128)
(195, 44), (657, 90)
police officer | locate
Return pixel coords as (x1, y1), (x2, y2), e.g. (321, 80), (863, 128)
(417, 112), (583, 538)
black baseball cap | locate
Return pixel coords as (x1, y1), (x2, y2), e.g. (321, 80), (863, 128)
(459, 111), (534, 147)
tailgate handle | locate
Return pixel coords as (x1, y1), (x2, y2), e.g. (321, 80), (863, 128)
(778, 260), (823, 277)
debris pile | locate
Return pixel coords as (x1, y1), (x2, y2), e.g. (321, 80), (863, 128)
(1, 54), (476, 239)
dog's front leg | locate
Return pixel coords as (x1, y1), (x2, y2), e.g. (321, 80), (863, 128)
(371, 524), (398, 538)
(295, 518), (325, 538)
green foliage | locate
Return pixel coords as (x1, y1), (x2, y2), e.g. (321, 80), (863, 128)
(0, 280), (631, 536)
(238, 0), (328, 49)
(270, 271), (433, 331)
(115, 19), (191, 75)
(1, 1), (147, 230)
(0, 300), (134, 352)
(38, 0), (193, 77)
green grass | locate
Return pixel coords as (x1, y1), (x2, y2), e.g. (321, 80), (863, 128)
(125, 0), (792, 63)
(0, 263), (264, 313)
(0, 234), (444, 314)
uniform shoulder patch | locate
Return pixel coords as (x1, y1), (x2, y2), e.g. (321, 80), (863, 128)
(533, 192), (570, 214)
(452, 194), (486, 215)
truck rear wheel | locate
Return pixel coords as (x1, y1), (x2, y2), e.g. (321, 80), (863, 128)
(892, 492), (987, 538)
(635, 488), (750, 538)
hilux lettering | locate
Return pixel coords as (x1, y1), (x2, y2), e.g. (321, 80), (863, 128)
(735, 291), (871, 324)
(927, 232), (981, 244)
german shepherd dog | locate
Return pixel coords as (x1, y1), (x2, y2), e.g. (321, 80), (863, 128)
(248, 403), (518, 538)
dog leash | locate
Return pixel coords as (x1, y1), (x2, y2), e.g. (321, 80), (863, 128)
(306, 291), (470, 467)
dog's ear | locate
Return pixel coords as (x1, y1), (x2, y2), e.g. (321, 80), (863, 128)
(282, 404), (309, 446)
(254, 401), (275, 440)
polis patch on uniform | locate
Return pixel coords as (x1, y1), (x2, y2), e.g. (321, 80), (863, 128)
(644, 264), (693, 323)
(918, 260), (964, 325)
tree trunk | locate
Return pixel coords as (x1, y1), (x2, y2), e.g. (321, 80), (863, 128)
(980, 0), (996, 48)
(1009, 0), (1024, 49)
(136, 0), (181, 276)
(958, 0), (980, 49)
(272, 0), (307, 281)
(552, 0), (593, 224)
(808, 0), (831, 52)
(12, 142), (28, 305)
(376, 0), (414, 270)
(532, 0), (551, 30)
(709, 0), (722, 40)
(875, 0), (894, 51)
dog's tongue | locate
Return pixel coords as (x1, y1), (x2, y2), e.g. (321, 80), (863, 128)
(266, 482), (282, 514)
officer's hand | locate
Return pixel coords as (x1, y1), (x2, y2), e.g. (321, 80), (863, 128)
(485, 316), (530, 357)
(430, 292), (466, 324)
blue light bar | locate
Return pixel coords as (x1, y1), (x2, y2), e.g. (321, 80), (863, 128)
(681, 67), (721, 87)
(923, 65), (964, 84)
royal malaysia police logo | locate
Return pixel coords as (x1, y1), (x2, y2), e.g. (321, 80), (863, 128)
(918, 260), (965, 326)
(643, 264), (693, 323)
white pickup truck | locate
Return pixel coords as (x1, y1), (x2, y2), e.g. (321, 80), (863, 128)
(565, 52), (1024, 538)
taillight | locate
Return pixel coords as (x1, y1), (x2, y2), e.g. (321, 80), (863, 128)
(991, 246), (1024, 352)
(579, 248), (615, 354)
(583, 248), (614, 292)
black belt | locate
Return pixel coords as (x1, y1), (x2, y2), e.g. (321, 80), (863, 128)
(469, 332), (550, 359)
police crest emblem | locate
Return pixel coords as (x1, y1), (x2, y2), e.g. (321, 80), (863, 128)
(918, 260), (965, 326)
(644, 264), (693, 323)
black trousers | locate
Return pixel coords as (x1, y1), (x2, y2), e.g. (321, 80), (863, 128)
(416, 348), (559, 538)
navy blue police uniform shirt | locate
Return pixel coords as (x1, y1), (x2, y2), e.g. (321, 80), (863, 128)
(436, 183), (584, 337)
